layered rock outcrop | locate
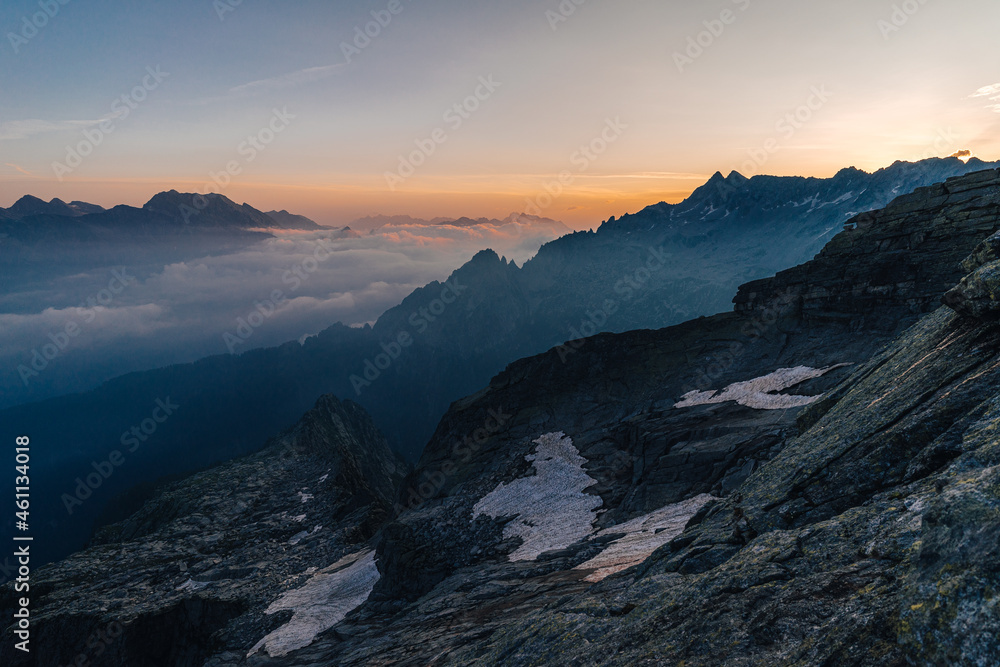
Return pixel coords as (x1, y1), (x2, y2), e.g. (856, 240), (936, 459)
(0, 396), (407, 667)
(6, 169), (1000, 666)
(736, 167), (1000, 330)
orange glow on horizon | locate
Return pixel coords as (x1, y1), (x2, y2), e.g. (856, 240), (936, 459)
(1, 150), (993, 231)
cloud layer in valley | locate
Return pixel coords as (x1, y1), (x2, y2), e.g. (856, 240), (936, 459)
(0, 214), (568, 408)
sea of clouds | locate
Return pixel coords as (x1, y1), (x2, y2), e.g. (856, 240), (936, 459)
(0, 216), (567, 409)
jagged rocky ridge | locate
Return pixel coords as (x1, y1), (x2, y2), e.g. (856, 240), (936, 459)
(0, 192), (289, 311)
(0, 395), (407, 667)
(6, 158), (1000, 569)
(6, 169), (1000, 664)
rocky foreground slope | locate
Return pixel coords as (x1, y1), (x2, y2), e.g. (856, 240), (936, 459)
(7, 157), (1000, 570)
(0, 396), (407, 666)
(5, 168), (1000, 665)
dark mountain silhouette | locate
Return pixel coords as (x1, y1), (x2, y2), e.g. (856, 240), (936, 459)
(347, 212), (570, 234)
(265, 209), (325, 230)
(1, 157), (998, 567)
(0, 195), (94, 220)
(6, 167), (1000, 665)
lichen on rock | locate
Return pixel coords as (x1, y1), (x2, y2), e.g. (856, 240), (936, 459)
(943, 259), (1000, 318)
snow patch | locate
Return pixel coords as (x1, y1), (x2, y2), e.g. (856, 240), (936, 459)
(175, 578), (210, 592)
(289, 525), (323, 545)
(472, 432), (602, 561)
(675, 365), (851, 410)
(827, 191), (855, 206)
(576, 494), (715, 582)
(248, 550), (379, 658)
(297, 491), (314, 504)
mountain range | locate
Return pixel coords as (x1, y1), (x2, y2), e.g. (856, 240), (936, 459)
(0, 191), (322, 321)
(2, 157), (999, 568)
(346, 212), (571, 234)
(4, 166), (1000, 665)
(0, 191), (323, 232)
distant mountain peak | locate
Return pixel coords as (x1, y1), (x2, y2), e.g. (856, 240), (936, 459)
(346, 212), (570, 235)
(142, 191), (276, 229)
(605, 156), (1000, 234)
(265, 209), (323, 230)
(471, 248), (502, 263)
(4, 195), (83, 220)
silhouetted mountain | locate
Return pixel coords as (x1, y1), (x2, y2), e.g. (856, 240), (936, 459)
(348, 212), (571, 234)
(141, 190), (279, 229)
(265, 209), (325, 230)
(348, 213), (426, 231)
(1, 191), (280, 242)
(8, 167), (1000, 665)
(68, 200), (106, 216)
(2, 192), (319, 231)
(0, 192), (274, 298)
(0, 195), (92, 220)
(2, 158), (997, 566)
(436, 212), (570, 231)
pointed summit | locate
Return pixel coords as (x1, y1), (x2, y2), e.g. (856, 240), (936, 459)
(6, 195), (79, 219)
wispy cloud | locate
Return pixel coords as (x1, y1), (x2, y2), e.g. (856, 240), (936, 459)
(229, 64), (345, 96)
(4, 163), (37, 177)
(193, 64), (345, 105)
(971, 83), (1000, 113)
(0, 118), (108, 141)
(971, 83), (1000, 99)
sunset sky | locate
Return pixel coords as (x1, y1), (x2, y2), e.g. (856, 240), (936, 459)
(2, 0), (999, 229)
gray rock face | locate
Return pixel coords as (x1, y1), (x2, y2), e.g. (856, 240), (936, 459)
(324, 168), (1000, 664)
(0, 395), (407, 667)
(736, 168), (1000, 329)
(942, 259), (1000, 318)
(942, 177), (1000, 318)
(7, 169), (1000, 666)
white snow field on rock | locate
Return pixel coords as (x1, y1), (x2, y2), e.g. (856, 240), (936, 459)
(576, 494), (716, 582)
(248, 550), (380, 658)
(674, 364), (851, 410)
(472, 432), (603, 562)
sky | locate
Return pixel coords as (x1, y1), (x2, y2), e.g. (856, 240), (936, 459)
(2, 0), (999, 229)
